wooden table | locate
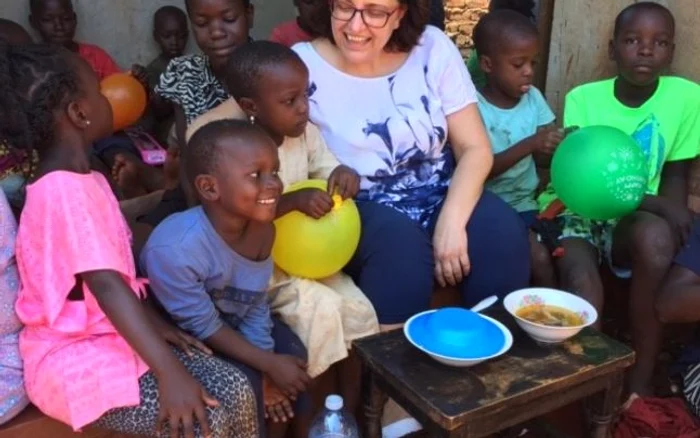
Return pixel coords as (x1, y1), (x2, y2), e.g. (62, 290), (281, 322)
(353, 309), (635, 438)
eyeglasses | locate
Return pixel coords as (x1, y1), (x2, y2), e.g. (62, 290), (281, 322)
(331, 1), (399, 29)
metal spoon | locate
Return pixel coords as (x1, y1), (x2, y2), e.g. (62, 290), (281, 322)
(470, 295), (498, 314)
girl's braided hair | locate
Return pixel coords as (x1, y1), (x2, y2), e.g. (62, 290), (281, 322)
(0, 43), (81, 160)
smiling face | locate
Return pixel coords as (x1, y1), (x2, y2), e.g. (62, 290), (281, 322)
(610, 7), (675, 87)
(208, 134), (283, 223)
(187, 0), (253, 70)
(330, 0), (406, 65)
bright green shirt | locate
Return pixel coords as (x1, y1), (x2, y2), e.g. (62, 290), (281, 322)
(539, 76), (700, 210)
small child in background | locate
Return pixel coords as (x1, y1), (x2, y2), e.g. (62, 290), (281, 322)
(147, 6), (189, 90)
(473, 10), (562, 287)
(269, 0), (318, 47)
(0, 188), (28, 425)
(0, 18), (32, 45)
(142, 6), (189, 146)
(141, 120), (313, 438)
(539, 2), (700, 396)
(186, 41), (379, 417)
(29, 0), (120, 80)
(466, 0), (536, 89)
(4, 43), (258, 437)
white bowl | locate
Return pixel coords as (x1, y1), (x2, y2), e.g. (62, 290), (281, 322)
(404, 310), (513, 367)
(503, 288), (598, 344)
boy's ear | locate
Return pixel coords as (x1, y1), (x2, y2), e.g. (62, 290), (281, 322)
(479, 54), (493, 74)
(608, 39), (615, 61)
(246, 3), (255, 30)
(29, 14), (38, 31)
(194, 174), (219, 202)
(238, 97), (257, 119)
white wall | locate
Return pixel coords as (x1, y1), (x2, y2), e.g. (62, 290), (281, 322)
(0, 0), (295, 68)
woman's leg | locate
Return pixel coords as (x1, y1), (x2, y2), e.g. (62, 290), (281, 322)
(455, 191), (531, 306)
(345, 202), (434, 329)
(94, 349), (258, 438)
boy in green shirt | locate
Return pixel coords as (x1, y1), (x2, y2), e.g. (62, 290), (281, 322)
(539, 2), (700, 396)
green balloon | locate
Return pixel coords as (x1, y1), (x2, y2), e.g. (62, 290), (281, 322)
(551, 125), (648, 220)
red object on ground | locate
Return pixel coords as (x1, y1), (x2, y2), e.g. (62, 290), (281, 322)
(614, 396), (700, 438)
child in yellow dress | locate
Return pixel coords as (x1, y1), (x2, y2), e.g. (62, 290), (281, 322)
(186, 41), (379, 414)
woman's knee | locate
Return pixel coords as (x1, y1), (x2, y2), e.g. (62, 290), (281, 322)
(465, 193), (530, 283)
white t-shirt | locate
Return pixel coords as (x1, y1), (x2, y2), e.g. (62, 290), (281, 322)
(294, 25), (477, 227)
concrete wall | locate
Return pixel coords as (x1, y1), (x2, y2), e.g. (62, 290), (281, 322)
(0, 0), (295, 68)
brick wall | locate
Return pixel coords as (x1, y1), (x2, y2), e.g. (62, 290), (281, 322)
(444, 0), (490, 54)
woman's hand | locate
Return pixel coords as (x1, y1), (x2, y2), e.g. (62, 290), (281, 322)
(432, 217), (470, 287)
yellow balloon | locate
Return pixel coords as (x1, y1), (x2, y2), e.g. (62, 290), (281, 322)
(272, 179), (361, 279)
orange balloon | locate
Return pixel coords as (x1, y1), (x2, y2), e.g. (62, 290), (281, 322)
(100, 73), (147, 132)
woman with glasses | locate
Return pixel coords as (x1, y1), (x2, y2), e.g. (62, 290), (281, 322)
(292, 0), (530, 330)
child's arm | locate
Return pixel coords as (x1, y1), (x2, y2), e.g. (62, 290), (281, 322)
(490, 125), (562, 178)
(276, 189), (333, 219)
(639, 160), (694, 247)
(82, 270), (217, 437)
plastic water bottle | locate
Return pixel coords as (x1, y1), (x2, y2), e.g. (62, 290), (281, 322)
(308, 394), (359, 438)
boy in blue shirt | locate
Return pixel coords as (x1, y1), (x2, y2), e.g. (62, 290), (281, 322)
(141, 120), (314, 437)
(473, 10), (564, 287)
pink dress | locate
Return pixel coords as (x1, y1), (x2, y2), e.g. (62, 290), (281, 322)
(15, 171), (148, 431)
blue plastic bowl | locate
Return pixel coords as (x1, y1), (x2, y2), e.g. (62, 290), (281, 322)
(407, 307), (506, 359)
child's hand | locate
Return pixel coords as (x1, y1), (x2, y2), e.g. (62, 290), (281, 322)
(292, 188), (334, 219)
(265, 354), (311, 398)
(157, 368), (219, 438)
(532, 126), (564, 155)
(263, 377), (295, 423)
(130, 64), (150, 93)
(657, 198), (694, 248)
(328, 165), (360, 199)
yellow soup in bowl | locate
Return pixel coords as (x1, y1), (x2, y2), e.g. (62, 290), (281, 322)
(516, 304), (584, 327)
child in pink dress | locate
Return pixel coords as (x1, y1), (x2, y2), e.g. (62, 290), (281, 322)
(4, 44), (258, 437)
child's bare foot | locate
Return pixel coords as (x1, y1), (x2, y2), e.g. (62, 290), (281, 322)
(112, 153), (148, 200)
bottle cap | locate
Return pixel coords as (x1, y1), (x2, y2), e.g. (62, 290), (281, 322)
(325, 394), (343, 411)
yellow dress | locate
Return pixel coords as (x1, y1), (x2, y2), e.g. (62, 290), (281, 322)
(188, 100), (379, 378)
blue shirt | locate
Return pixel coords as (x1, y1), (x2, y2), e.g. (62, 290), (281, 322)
(478, 86), (555, 212)
(140, 206), (274, 350)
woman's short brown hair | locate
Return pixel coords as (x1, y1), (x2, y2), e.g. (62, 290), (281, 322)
(312, 0), (430, 53)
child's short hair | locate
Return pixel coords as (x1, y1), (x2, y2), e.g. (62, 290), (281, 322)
(473, 9), (538, 57)
(184, 0), (250, 13)
(154, 5), (187, 28)
(184, 119), (268, 183)
(0, 44), (80, 155)
(489, 0), (536, 21)
(30, 0), (73, 14)
(613, 2), (675, 38)
(225, 41), (306, 100)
